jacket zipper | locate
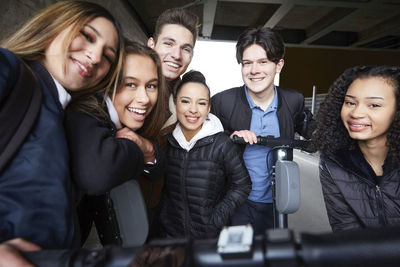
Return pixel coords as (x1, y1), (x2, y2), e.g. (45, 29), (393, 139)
(182, 151), (190, 236)
(375, 185), (387, 226)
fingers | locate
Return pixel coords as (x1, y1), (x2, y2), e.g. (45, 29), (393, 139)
(115, 127), (139, 142)
(6, 238), (41, 252)
(230, 130), (257, 144)
(115, 128), (153, 156)
(0, 239), (40, 267)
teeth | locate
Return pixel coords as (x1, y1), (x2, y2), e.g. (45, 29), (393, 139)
(76, 61), (88, 73)
(351, 124), (368, 127)
(166, 62), (179, 68)
(250, 78), (263, 81)
(128, 107), (146, 114)
(187, 117), (197, 122)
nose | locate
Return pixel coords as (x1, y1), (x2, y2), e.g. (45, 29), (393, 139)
(86, 44), (103, 64)
(171, 46), (182, 60)
(250, 62), (259, 74)
(189, 102), (198, 113)
(350, 104), (366, 118)
(135, 87), (150, 105)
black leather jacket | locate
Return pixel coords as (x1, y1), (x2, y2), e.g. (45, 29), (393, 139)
(161, 132), (251, 238)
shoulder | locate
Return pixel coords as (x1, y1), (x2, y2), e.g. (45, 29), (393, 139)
(212, 86), (243, 100)
(211, 86), (245, 114)
(0, 48), (19, 64)
(277, 86), (304, 101)
(0, 48), (21, 84)
(212, 132), (239, 151)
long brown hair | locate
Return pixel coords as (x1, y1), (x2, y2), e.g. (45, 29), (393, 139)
(111, 41), (167, 141)
(1, 1), (124, 96)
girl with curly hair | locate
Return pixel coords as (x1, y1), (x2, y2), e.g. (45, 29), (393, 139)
(311, 65), (400, 232)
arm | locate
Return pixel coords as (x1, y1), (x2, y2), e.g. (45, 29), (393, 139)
(115, 128), (166, 181)
(142, 142), (166, 181)
(319, 157), (362, 232)
(65, 110), (144, 195)
(210, 138), (252, 229)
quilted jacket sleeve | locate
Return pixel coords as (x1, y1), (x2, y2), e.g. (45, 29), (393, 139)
(319, 155), (363, 232)
(211, 136), (252, 229)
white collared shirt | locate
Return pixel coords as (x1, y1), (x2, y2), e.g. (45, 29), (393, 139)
(51, 77), (71, 109)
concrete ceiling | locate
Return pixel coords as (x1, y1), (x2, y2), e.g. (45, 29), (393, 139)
(126, 0), (400, 51)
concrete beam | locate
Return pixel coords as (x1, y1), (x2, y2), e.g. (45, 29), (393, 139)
(351, 14), (400, 47)
(202, 0), (218, 38)
(301, 7), (356, 45)
(264, 0), (295, 28)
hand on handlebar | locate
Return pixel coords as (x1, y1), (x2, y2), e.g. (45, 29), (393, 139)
(230, 130), (257, 145)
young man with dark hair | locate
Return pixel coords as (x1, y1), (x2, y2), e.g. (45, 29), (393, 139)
(144, 8), (200, 238)
(211, 27), (314, 235)
(148, 8), (199, 114)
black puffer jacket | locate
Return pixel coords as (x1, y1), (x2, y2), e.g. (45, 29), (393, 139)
(320, 150), (400, 232)
(161, 132), (251, 238)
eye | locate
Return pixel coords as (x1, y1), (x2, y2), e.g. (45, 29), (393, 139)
(181, 99), (189, 104)
(369, 103), (381, 108)
(199, 101), (207, 106)
(163, 41), (173, 47)
(260, 60), (268, 64)
(103, 53), (113, 64)
(242, 61), (251, 66)
(344, 100), (355, 106)
(146, 83), (158, 91)
(183, 46), (192, 53)
(125, 83), (136, 88)
(80, 30), (94, 43)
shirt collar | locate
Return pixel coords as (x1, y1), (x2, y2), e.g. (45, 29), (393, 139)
(50, 76), (71, 110)
(105, 95), (123, 129)
(244, 85), (278, 111)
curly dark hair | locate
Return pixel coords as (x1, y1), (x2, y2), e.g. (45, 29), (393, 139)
(310, 65), (400, 163)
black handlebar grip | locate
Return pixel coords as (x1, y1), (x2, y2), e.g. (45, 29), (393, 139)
(231, 135), (247, 144)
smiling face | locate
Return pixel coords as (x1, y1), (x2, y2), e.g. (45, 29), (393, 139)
(241, 44), (283, 97)
(113, 54), (158, 131)
(43, 16), (118, 91)
(148, 24), (194, 81)
(175, 82), (210, 141)
(341, 77), (397, 146)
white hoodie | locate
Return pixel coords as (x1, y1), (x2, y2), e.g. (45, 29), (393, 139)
(172, 113), (224, 151)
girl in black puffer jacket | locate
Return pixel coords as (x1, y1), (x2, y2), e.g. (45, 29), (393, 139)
(160, 71), (251, 238)
(311, 65), (400, 232)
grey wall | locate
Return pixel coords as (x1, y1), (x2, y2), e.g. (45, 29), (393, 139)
(0, 0), (147, 44)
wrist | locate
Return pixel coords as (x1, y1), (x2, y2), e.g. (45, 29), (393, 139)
(143, 143), (155, 159)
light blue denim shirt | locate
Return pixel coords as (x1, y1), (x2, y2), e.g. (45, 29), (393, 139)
(243, 86), (280, 203)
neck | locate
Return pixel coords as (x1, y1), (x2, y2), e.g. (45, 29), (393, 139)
(247, 85), (275, 110)
(358, 137), (388, 176)
(166, 78), (179, 96)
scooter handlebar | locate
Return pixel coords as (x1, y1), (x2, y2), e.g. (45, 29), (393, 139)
(232, 135), (310, 150)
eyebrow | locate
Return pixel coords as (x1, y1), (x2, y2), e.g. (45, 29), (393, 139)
(180, 96), (209, 101)
(345, 94), (384, 100)
(85, 24), (117, 54)
(162, 37), (193, 50)
(124, 76), (158, 83)
(242, 58), (268, 62)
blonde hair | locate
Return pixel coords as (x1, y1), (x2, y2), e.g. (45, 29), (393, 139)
(1, 1), (124, 96)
